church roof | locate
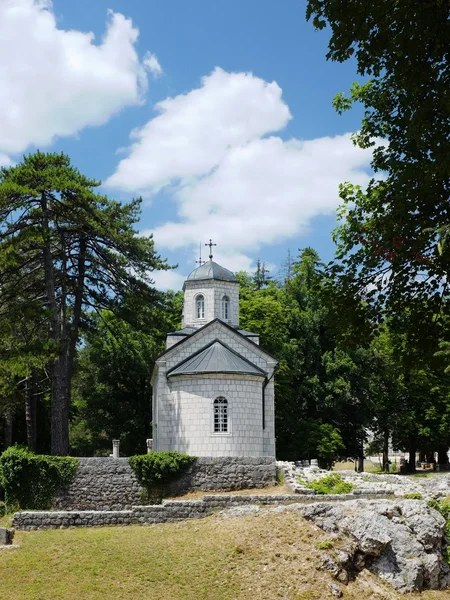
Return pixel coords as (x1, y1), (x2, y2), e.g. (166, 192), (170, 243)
(186, 260), (238, 283)
(167, 340), (266, 378)
(167, 326), (259, 338)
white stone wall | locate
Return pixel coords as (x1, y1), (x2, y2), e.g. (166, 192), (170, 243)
(182, 280), (239, 328)
(159, 374), (264, 457)
(165, 335), (186, 350)
(153, 321), (276, 458)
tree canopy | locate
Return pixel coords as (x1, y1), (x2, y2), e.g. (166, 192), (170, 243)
(306, 0), (450, 335)
(0, 152), (169, 454)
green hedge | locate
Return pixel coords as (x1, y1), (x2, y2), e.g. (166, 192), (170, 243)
(129, 451), (196, 502)
(0, 446), (79, 510)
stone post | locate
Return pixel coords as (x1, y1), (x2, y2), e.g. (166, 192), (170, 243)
(146, 438), (153, 453)
(112, 439), (120, 458)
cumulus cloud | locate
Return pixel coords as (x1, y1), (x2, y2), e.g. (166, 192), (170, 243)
(143, 52), (163, 78)
(151, 269), (187, 291)
(0, 0), (156, 159)
(105, 68), (291, 191)
(107, 68), (374, 269)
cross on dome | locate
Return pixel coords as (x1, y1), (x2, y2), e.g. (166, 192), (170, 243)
(195, 242), (206, 266)
(205, 238), (217, 260)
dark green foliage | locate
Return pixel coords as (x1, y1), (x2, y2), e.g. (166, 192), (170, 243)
(306, 0), (450, 356)
(300, 473), (355, 495)
(0, 151), (170, 455)
(0, 446), (78, 509)
(128, 451), (195, 499)
(71, 291), (182, 457)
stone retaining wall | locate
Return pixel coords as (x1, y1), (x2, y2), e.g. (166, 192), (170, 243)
(53, 456), (277, 511)
(14, 490), (394, 530)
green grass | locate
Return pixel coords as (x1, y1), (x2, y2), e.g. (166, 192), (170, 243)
(2, 511), (449, 600)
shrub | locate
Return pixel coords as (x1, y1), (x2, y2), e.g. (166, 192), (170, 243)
(276, 469), (285, 485)
(404, 492), (423, 500)
(428, 498), (450, 530)
(129, 451), (196, 502)
(0, 446), (79, 510)
(300, 473), (355, 495)
(428, 498), (450, 562)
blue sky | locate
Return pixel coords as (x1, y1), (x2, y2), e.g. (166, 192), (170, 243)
(1, 1), (372, 290)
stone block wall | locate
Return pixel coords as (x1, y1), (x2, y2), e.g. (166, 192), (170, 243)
(168, 456), (276, 494)
(52, 456), (277, 511)
(14, 491), (395, 530)
(53, 458), (142, 511)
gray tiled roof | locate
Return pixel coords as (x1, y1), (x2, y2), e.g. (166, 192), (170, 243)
(167, 340), (266, 378)
(186, 260), (238, 283)
(167, 326), (259, 338)
(167, 326), (197, 336)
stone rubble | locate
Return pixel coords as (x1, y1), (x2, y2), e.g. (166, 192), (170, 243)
(276, 460), (450, 499)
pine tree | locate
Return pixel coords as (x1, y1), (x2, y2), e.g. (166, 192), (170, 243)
(0, 152), (168, 454)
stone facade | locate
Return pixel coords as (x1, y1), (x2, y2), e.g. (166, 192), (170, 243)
(52, 457), (277, 511)
(152, 320), (276, 457)
(182, 280), (239, 329)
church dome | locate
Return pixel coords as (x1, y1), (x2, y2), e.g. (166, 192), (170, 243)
(186, 260), (238, 283)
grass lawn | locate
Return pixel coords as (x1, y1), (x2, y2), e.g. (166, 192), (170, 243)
(1, 510), (449, 600)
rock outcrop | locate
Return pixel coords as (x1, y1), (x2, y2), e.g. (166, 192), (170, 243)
(299, 499), (450, 593)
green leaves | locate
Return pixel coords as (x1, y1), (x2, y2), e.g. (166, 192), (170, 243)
(307, 0), (450, 339)
(128, 452), (195, 502)
(0, 151), (171, 454)
(0, 446), (78, 509)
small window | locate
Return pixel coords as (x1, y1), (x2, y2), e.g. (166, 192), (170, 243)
(221, 295), (230, 320)
(213, 396), (228, 433)
(196, 294), (205, 319)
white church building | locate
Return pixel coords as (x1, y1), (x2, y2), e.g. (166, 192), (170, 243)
(151, 250), (277, 458)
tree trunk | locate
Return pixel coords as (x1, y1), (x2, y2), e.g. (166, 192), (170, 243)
(438, 447), (449, 466)
(4, 412), (13, 449)
(41, 195), (69, 456)
(419, 451), (426, 462)
(66, 236), (86, 410)
(51, 355), (70, 455)
(356, 439), (364, 472)
(382, 429), (390, 472)
(25, 370), (37, 451)
(407, 439), (417, 473)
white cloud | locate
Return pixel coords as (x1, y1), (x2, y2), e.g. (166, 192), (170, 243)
(0, 0), (156, 159)
(143, 52), (163, 78)
(107, 68), (375, 272)
(105, 68), (291, 192)
(151, 269), (187, 291)
(0, 154), (13, 168)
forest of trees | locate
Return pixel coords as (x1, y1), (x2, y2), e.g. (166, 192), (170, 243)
(1, 1), (449, 472)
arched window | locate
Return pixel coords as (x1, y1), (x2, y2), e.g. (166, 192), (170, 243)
(196, 294), (205, 319)
(221, 295), (230, 320)
(213, 396), (228, 433)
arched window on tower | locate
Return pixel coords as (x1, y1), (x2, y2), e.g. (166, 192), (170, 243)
(221, 295), (230, 320)
(213, 396), (228, 433)
(196, 294), (205, 319)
